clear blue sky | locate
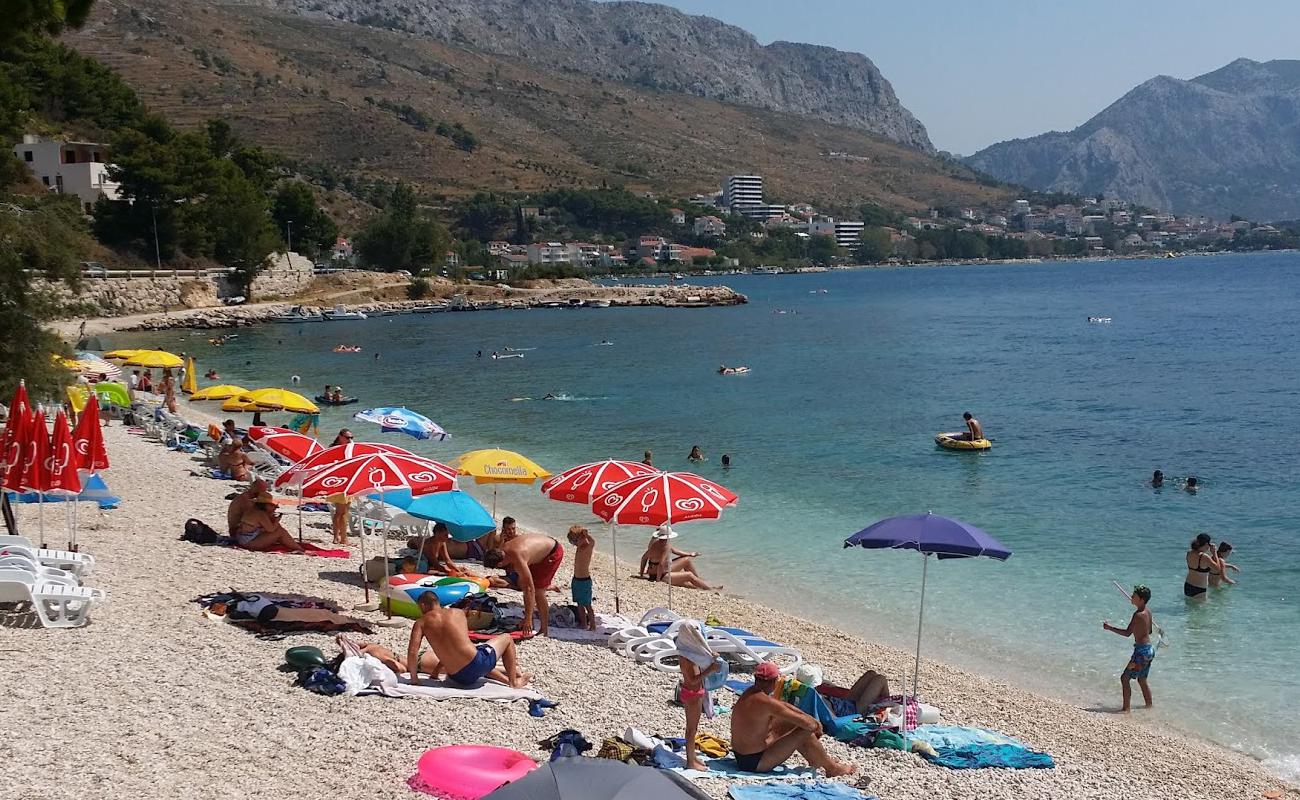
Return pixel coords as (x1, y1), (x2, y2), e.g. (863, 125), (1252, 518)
(633, 0), (1299, 154)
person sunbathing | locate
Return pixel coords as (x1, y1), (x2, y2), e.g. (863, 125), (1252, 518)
(227, 478), (269, 536)
(731, 661), (855, 777)
(218, 437), (254, 481)
(639, 529), (721, 590)
(409, 525), (491, 581)
(483, 533), (564, 636)
(406, 591), (531, 688)
(818, 669), (891, 717)
(233, 493), (304, 552)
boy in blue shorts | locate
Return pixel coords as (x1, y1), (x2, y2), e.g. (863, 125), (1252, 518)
(1103, 584), (1154, 711)
(567, 525), (596, 631)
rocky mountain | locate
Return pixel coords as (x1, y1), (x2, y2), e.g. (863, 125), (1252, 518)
(252, 0), (934, 151)
(965, 59), (1300, 220)
(64, 0), (1007, 213)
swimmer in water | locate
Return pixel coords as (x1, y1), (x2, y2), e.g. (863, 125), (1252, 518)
(721, 454), (731, 469)
(1185, 476), (1198, 494)
(291, 375), (300, 385)
(543, 393), (557, 400)
(687, 445), (705, 462)
(1151, 470), (1164, 488)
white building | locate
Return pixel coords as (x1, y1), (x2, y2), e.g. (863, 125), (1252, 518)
(733, 203), (786, 221)
(808, 217), (866, 249)
(1012, 199), (1031, 217)
(526, 242), (573, 266)
(12, 134), (120, 214)
(722, 174), (764, 209)
(694, 215), (727, 237)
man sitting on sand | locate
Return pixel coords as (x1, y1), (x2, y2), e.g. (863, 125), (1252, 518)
(483, 533), (565, 636)
(730, 661), (855, 777)
(232, 492), (304, 552)
(405, 591), (531, 688)
(227, 478), (270, 535)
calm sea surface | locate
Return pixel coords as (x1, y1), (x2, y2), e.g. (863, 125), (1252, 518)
(127, 253), (1300, 781)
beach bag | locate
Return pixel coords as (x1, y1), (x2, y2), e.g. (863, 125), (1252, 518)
(181, 518), (222, 545)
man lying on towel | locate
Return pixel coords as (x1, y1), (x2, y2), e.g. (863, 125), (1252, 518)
(731, 661), (856, 777)
(398, 591), (532, 689)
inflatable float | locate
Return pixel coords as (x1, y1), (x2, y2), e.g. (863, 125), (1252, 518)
(314, 394), (359, 406)
(380, 574), (487, 619)
(935, 432), (991, 451)
(409, 745), (536, 799)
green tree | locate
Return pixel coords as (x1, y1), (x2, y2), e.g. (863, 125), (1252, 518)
(272, 180), (338, 258)
(857, 226), (893, 262)
(356, 183), (451, 271)
(453, 192), (513, 242)
(806, 235), (840, 264)
(2, 0), (96, 44)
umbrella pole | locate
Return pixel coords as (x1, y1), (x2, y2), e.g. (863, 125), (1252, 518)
(358, 504), (370, 605)
(38, 493), (45, 549)
(666, 525), (673, 612)
(381, 488), (392, 619)
(296, 475), (304, 545)
(610, 522), (620, 614)
(913, 552), (930, 703)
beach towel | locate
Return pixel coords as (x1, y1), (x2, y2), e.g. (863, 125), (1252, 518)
(547, 613), (634, 642)
(362, 673), (544, 703)
(729, 782), (876, 800)
(259, 542), (350, 558)
(675, 621), (716, 668)
(675, 758), (817, 782)
(906, 726), (1054, 770)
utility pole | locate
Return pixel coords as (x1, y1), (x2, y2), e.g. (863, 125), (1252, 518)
(286, 219), (293, 254)
(150, 200), (163, 272)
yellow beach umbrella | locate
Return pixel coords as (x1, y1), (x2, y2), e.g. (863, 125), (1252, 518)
(453, 448), (552, 519)
(104, 348), (142, 360)
(454, 448), (552, 485)
(182, 356), (198, 394)
(221, 394), (266, 413)
(123, 350), (184, 369)
(66, 385), (90, 414)
(239, 388), (319, 414)
(190, 384), (248, 401)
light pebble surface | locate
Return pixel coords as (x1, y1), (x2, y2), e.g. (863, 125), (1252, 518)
(1, 422), (1293, 800)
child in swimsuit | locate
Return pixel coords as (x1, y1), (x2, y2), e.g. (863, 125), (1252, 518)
(677, 630), (719, 772)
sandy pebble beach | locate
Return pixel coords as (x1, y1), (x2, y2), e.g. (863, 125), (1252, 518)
(1, 420), (1293, 800)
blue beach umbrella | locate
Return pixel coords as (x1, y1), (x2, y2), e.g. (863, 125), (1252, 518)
(375, 489), (494, 542)
(354, 407), (449, 441)
(843, 512), (1012, 701)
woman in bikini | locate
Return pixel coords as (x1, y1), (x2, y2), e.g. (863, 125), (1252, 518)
(1184, 533), (1219, 600)
(234, 493), (304, 552)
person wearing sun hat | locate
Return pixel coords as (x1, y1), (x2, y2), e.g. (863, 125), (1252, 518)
(637, 525), (720, 590)
(232, 491), (304, 552)
(729, 660), (856, 777)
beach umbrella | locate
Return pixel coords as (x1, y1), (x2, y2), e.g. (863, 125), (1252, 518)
(103, 348), (142, 361)
(122, 350), (184, 369)
(483, 756), (709, 800)
(47, 411), (82, 550)
(592, 471), (737, 610)
(220, 395), (265, 413)
(381, 488), (495, 541)
(17, 411), (50, 547)
(181, 356), (198, 395)
(235, 388), (319, 414)
(275, 441), (416, 484)
(0, 380), (32, 488)
(843, 511), (1012, 703)
(454, 448), (552, 519)
(295, 453), (458, 607)
(248, 426), (325, 465)
(541, 459), (659, 612)
(189, 384), (249, 401)
(92, 381), (132, 409)
(354, 406), (449, 441)
(68, 354), (121, 381)
(72, 394), (110, 472)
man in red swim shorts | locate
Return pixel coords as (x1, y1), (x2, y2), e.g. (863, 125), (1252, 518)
(484, 533), (565, 636)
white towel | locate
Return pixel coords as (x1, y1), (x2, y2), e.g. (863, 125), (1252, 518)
(363, 674), (544, 702)
(674, 620), (715, 668)
(548, 613), (634, 642)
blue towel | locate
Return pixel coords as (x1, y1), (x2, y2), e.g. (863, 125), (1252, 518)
(728, 781), (876, 800)
(908, 726), (1054, 770)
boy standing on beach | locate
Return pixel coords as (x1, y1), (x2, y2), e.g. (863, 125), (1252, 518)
(1103, 584), (1154, 711)
(567, 525), (596, 631)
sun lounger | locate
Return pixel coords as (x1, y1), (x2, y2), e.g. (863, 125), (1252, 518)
(0, 555), (82, 585)
(608, 610), (803, 675)
(0, 537), (95, 577)
(0, 567), (106, 628)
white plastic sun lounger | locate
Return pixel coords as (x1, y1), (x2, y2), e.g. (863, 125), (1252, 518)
(0, 555), (82, 585)
(0, 537), (95, 577)
(609, 609), (803, 675)
(0, 568), (106, 628)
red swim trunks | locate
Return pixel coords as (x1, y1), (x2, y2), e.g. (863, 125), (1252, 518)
(529, 540), (565, 589)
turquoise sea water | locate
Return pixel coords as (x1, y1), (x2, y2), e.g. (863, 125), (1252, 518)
(127, 253), (1300, 781)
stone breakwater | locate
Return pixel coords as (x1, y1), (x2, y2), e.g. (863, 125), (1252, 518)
(118, 285), (748, 331)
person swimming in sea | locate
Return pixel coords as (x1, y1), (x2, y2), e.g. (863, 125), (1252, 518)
(721, 454), (731, 469)
(687, 445), (705, 462)
(1184, 476), (1199, 493)
(1151, 470), (1164, 488)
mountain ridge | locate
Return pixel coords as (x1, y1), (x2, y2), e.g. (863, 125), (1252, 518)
(965, 59), (1300, 220)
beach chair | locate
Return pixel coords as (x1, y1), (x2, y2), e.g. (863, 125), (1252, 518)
(0, 537), (95, 577)
(609, 609), (803, 675)
(0, 568), (105, 628)
(0, 555), (82, 585)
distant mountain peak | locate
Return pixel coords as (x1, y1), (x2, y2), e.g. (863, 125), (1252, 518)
(966, 57), (1300, 220)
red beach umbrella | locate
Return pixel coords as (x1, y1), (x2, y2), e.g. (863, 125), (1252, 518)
(72, 394), (110, 472)
(274, 441), (414, 486)
(18, 411), (50, 494)
(592, 471), (737, 527)
(292, 452), (457, 608)
(46, 411), (82, 497)
(541, 459), (660, 613)
(1, 403), (31, 491)
(0, 380), (32, 488)
(540, 459), (659, 506)
(248, 426), (325, 465)
(592, 471), (738, 611)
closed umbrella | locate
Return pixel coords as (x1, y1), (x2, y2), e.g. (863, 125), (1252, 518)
(72, 394), (110, 473)
(0, 380), (32, 489)
(592, 471), (737, 610)
(18, 411), (50, 547)
(483, 756), (709, 800)
(541, 459), (658, 612)
(47, 411), (82, 550)
(843, 511), (1012, 703)
(182, 356), (198, 395)
(354, 406), (449, 441)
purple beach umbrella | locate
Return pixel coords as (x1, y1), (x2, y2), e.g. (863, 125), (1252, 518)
(843, 512), (1012, 703)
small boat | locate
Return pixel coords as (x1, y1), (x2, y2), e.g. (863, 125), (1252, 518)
(935, 432), (991, 451)
(753, 267), (781, 275)
(331, 345), (363, 353)
(323, 305), (367, 321)
(587, 299), (611, 308)
(413, 304), (449, 314)
(566, 299), (585, 308)
(271, 305), (324, 323)
(315, 394), (360, 406)
(491, 353), (524, 360)
(672, 273), (685, 280)
(1088, 316), (1112, 324)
